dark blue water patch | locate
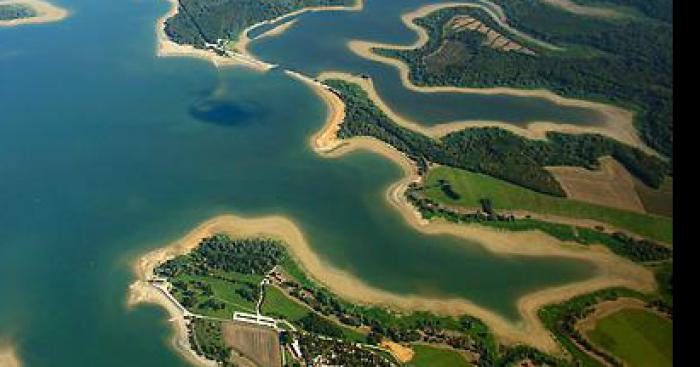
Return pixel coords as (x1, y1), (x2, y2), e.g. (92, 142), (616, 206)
(188, 99), (263, 126)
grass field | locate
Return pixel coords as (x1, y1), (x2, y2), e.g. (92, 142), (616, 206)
(424, 166), (672, 243)
(171, 271), (262, 318)
(261, 286), (311, 322)
(585, 309), (672, 367)
(407, 345), (472, 367)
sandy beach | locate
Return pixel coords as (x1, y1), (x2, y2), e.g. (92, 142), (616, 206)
(0, 343), (20, 367)
(0, 0), (67, 27)
(156, 0), (362, 71)
(130, 207), (655, 356)
(340, 2), (660, 156)
(290, 69), (655, 353)
(155, 0), (274, 71)
(128, 87), (657, 354)
(134, 0), (658, 358)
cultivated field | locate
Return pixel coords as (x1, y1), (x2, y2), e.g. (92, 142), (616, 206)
(635, 177), (673, 218)
(221, 322), (281, 367)
(546, 157), (646, 213)
(585, 309), (672, 367)
(424, 166), (672, 243)
(407, 344), (473, 367)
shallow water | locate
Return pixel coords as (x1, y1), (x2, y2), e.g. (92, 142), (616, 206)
(1, 0), (598, 365)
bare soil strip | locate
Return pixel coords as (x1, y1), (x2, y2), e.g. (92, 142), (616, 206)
(540, 0), (625, 19)
(0, 0), (67, 27)
(381, 340), (415, 363)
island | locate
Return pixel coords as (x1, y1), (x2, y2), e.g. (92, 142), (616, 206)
(0, 0), (67, 26)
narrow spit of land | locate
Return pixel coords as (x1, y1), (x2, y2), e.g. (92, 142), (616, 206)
(0, 0), (67, 27)
(316, 70), (646, 153)
(155, 0), (362, 70)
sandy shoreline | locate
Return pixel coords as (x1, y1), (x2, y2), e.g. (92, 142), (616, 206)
(0, 0), (68, 27)
(135, 0), (657, 359)
(233, 0), (363, 58)
(0, 343), (20, 367)
(155, 0), (273, 71)
(129, 75), (657, 352)
(156, 0), (362, 71)
(296, 69), (655, 352)
(341, 2), (659, 156)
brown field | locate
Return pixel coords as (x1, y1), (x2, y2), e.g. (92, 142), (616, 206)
(546, 156), (646, 213)
(221, 322), (281, 367)
(635, 177), (673, 218)
(446, 15), (535, 55)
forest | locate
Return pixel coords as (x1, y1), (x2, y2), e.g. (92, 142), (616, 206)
(0, 4), (36, 20)
(164, 0), (352, 47)
(375, 0), (673, 158)
(325, 79), (669, 196)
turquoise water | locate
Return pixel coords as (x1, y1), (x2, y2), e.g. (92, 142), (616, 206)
(1, 0), (598, 365)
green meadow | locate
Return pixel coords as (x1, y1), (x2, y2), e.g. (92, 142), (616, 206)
(424, 166), (672, 243)
(407, 345), (473, 367)
(586, 309), (672, 367)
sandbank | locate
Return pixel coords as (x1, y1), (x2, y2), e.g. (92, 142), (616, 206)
(0, 343), (20, 367)
(0, 0), (67, 27)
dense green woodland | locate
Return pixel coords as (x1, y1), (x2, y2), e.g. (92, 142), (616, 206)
(0, 4), (37, 20)
(325, 79), (668, 196)
(376, 0), (673, 157)
(156, 234), (286, 278)
(165, 0), (352, 47)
